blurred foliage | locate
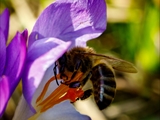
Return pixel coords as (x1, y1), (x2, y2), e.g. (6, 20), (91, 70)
(88, 0), (160, 120)
(0, 0), (159, 120)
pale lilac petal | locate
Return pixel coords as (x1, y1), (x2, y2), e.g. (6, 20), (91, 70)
(0, 9), (9, 41)
(22, 37), (71, 110)
(38, 101), (91, 120)
(0, 29), (6, 75)
(28, 0), (106, 47)
(13, 96), (35, 120)
(13, 96), (91, 120)
(0, 76), (10, 117)
(4, 30), (27, 92)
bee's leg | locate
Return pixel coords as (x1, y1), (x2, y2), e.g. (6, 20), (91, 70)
(69, 72), (92, 89)
(81, 72), (92, 86)
(69, 72), (93, 100)
(62, 72), (84, 85)
(80, 89), (93, 100)
(69, 81), (81, 88)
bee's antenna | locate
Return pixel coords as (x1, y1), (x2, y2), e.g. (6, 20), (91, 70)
(53, 62), (59, 86)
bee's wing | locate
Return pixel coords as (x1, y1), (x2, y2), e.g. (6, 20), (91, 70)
(82, 52), (137, 73)
(104, 56), (138, 73)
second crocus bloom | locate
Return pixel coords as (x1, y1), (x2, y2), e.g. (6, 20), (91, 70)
(0, 9), (28, 117)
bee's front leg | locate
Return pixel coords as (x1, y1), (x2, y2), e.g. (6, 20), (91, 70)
(80, 89), (93, 100)
(69, 72), (93, 101)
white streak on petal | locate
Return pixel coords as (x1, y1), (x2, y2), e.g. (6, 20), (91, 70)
(37, 101), (91, 120)
(74, 97), (107, 120)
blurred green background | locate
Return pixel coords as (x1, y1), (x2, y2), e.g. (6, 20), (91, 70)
(0, 0), (159, 120)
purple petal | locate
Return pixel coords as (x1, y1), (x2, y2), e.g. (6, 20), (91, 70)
(4, 30), (27, 92)
(22, 37), (71, 110)
(28, 0), (106, 47)
(0, 76), (10, 117)
(0, 9), (9, 41)
(0, 29), (6, 76)
(21, 29), (28, 40)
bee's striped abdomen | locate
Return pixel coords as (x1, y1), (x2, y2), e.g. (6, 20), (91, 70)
(91, 63), (116, 110)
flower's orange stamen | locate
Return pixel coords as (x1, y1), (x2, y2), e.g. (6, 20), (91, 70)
(40, 87), (84, 112)
(37, 84), (68, 107)
(40, 88), (69, 112)
(36, 74), (61, 103)
(36, 72), (85, 113)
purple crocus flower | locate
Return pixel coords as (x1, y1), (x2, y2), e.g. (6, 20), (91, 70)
(0, 9), (28, 117)
(13, 0), (106, 119)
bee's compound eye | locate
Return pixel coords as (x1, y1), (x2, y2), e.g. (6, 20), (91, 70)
(69, 81), (81, 88)
(75, 59), (81, 70)
(58, 54), (66, 65)
(60, 66), (65, 72)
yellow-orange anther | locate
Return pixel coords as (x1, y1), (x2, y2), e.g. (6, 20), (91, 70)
(35, 72), (84, 113)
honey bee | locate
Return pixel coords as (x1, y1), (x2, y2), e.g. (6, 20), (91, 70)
(36, 46), (137, 113)
(54, 46), (137, 110)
